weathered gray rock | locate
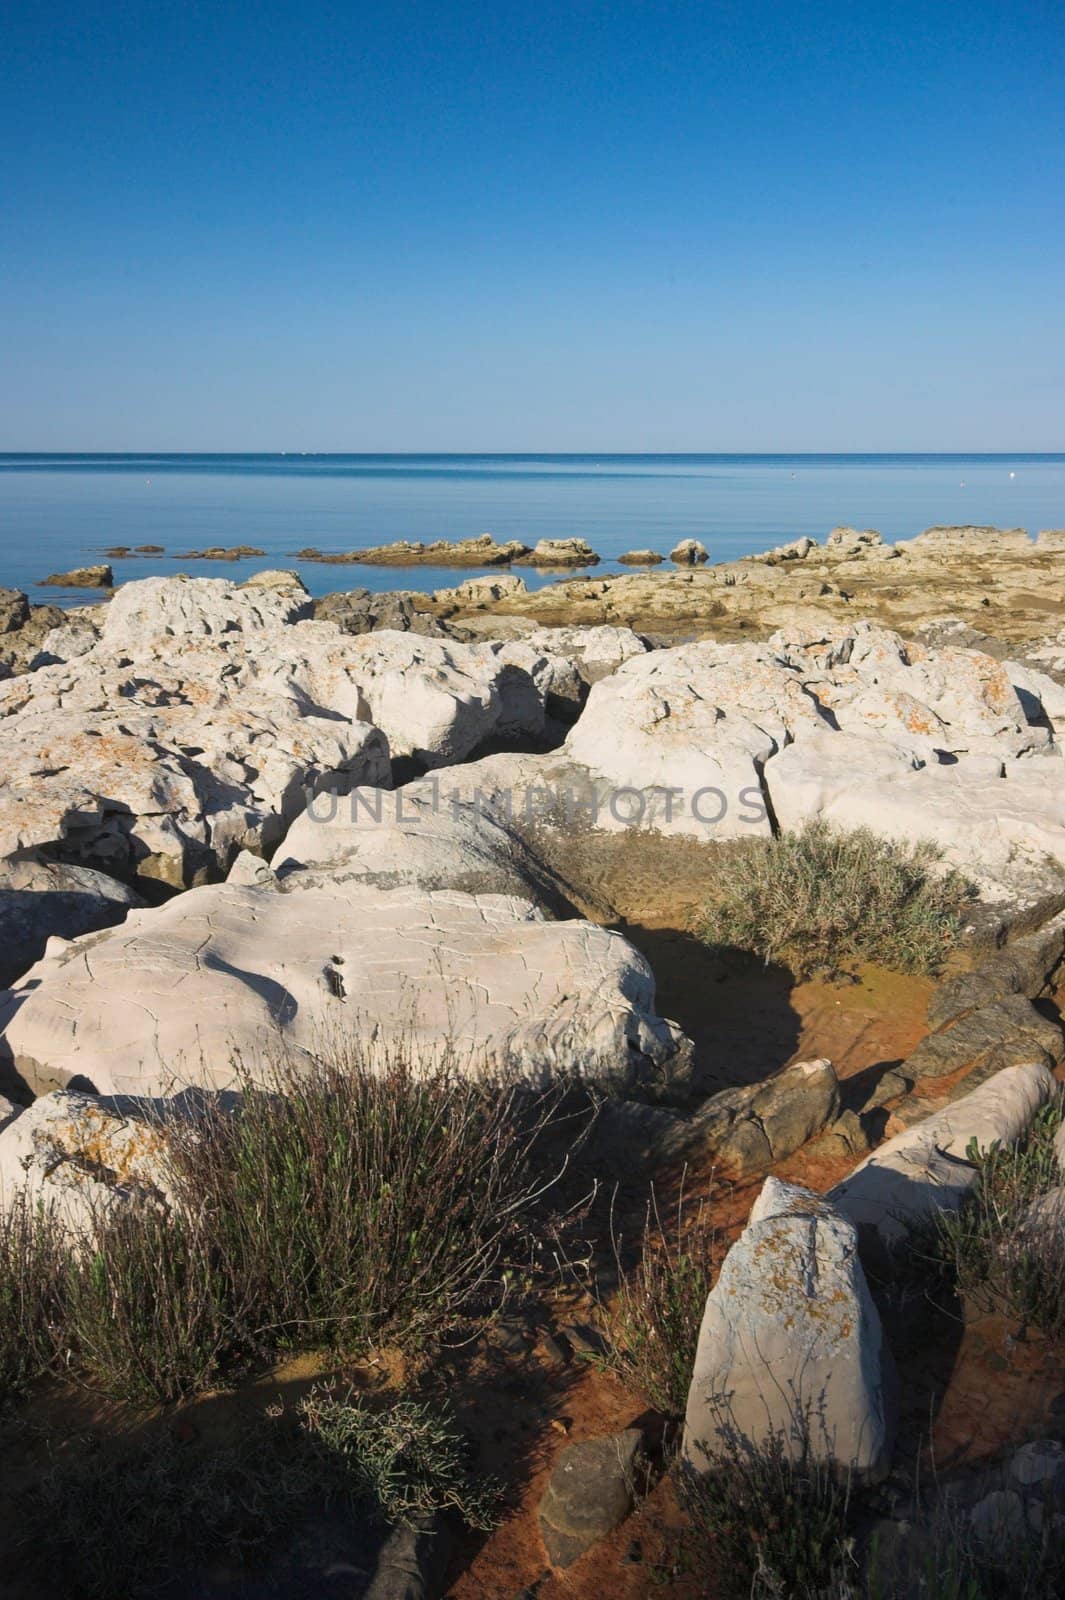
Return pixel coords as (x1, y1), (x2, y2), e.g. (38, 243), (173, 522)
(928, 912), (1065, 1028)
(682, 1178), (894, 1482)
(0, 855), (144, 988)
(968, 1488), (1027, 1544)
(0, 1089), (173, 1234)
(830, 1061), (1055, 1250)
(679, 1058), (840, 1178)
(538, 1429), (643, 1566)
(1009, 1439), (1065, 1491)
(313, 588), (450, 638)
(0, 881), (689, 1098)
(618, 549), (664, 565)
(902, 995), (1061, 1084)
(0, 589), (30, 633)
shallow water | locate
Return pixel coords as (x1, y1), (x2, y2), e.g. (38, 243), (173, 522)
(1, 452), (1062, 606)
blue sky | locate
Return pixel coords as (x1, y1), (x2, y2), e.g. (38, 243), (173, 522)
(2, 0), (1063, 449)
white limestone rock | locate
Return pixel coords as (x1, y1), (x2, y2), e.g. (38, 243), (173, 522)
(682, 1177), (894, 1482)
(829, 1061), (1055, 1250)
(0, 881), (688, 1099)
(0, 577), (573, 887)
(102, 572), (314, 641)
(561, 640), (828, 838)
(0, 1089), (174, 1235)
(274, 774), (573, 909)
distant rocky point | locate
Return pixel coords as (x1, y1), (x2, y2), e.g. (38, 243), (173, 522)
(293, 534), (531, 566)
(172, 545), (266, 560)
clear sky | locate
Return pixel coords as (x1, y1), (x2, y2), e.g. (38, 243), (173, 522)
(2, 0), (1063, 450)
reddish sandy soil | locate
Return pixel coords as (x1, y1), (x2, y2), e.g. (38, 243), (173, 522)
(2, 940), (1061, 1599)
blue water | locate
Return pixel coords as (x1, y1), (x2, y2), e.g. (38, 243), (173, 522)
(1, 454), (1063, 606)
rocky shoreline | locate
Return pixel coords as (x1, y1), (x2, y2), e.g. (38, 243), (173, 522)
(0, 522), (1064, 1594)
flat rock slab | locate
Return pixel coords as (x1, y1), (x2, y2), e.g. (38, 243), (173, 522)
(538, 1428), (643, 1567)
(682, 1177), (894, 1482)
(901, 995), (1062, 1083)
(0, 882), (688, 1098)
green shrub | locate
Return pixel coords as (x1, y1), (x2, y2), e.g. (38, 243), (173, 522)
(700, 820), (974, 979)
(61, 1204), (231, 1404)
(0, 1044), (559, 1411)
(677, 1427), (853, 1599)
(595, 1188), (716, 1419)
(165, 1047), (555, 1360)
(0, 1196), (68, 1399)
(934, 1100), (1065, 1342)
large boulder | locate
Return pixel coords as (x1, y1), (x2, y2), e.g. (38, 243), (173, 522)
(829, 1061), (1055, 1250)
(0, 855), (143, 989)
(0, 882), (689, 1099)
(682, 1178), (894, 1482)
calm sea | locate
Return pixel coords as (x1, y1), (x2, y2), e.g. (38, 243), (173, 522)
(1, 453), (1063, 606)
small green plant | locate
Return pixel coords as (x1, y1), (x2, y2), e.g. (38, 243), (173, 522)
(16, 1390), (497, 1600)
(677, 1427), (853, 1599)
(297, 1384), (501, 1529)
(935, 1100), (1065, 1342)
(700, 820), (974, 979)
(595, 1186), (716, 1419)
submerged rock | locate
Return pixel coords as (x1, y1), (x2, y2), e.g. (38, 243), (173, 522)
(669, 539), (709, 564)
(517, 537), (600, 567)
